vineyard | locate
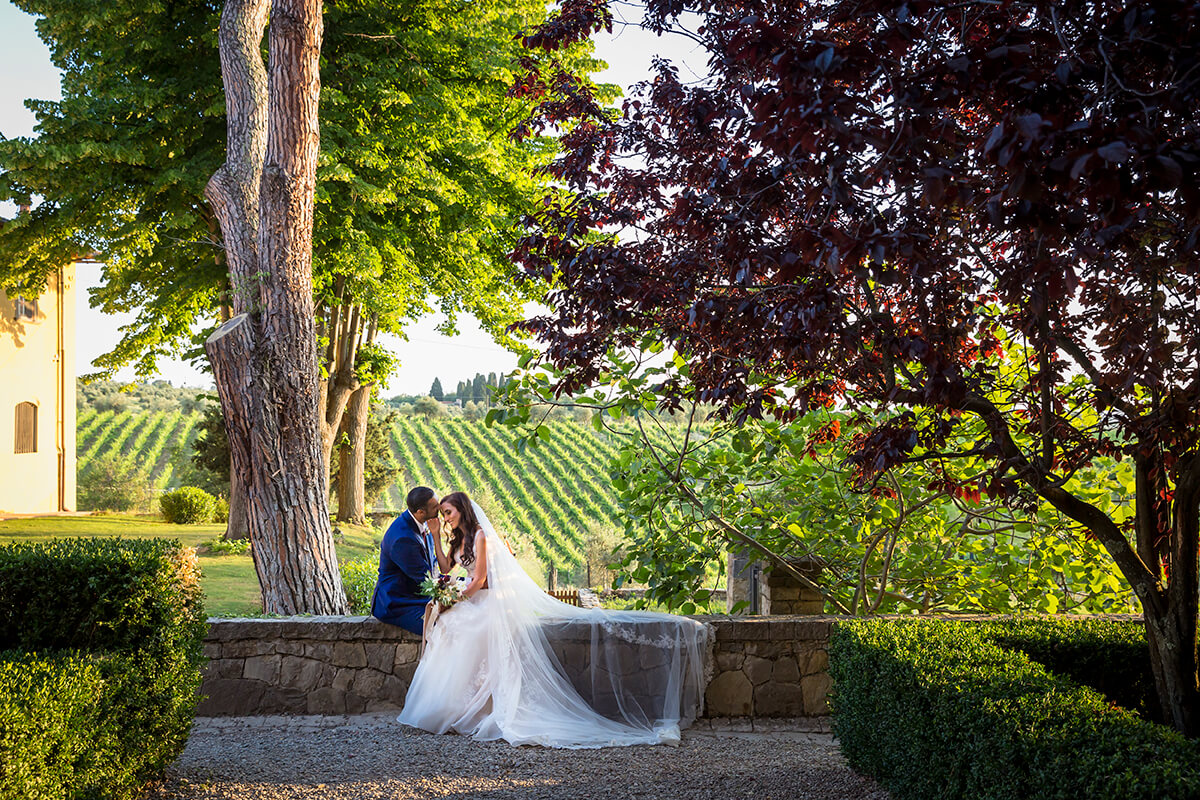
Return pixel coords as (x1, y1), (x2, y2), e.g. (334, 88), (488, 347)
(74, 409), (689, 574)
(76, 408), (204, 497)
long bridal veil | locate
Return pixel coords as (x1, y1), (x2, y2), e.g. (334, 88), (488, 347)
(471, 500), (711, 747)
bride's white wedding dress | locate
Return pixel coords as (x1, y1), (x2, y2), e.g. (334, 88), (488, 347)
(397, 501), (711, 748)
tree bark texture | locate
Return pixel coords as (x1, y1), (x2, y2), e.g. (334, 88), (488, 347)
(335, 384), (370, 524)
(316, 294), (370, 494)
(225, 464), (251, 541)
(205, 0), (347, 615)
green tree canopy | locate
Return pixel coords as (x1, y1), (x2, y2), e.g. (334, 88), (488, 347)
(0, 0), (603, 377)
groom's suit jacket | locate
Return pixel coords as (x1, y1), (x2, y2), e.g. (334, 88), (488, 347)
(372, 510), (432, 635)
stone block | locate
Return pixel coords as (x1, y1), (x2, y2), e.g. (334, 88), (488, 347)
(345, 693), (368, 714)
(202, 641), (223, 660)
(704, 670), (753, 717)
(242, 654), (281, 684)
(801, 672), (832, 715)
(197, 678), (265, 716)
(379, 676), (409, 708)
(743, 656), (774, 686)
(365, 642), (396, 674)
(202, 658), (245, 680)
(772, 656), (800, 684)
(754, 681), (804, 717)
(213, 619), (284, 640)
(258, 687), (307, 714)
(705, 618), (744, 642)
(363, 695), (404, 712)
(353, 668), (388, 697)
(714, 649), (744, 672)
(798, 648), (828, 676)
(279, 656), (325, 692)
(306, 687), (347, 715)
(305, 642), (334, 661)
(793, 618), (835, 640)
(333, 642), (368, 669)
(224, 639), (277, 658)
(745, 641), (787, 659)
(638, 643), (671, 671)
(331, 668), (355, 692)
(558, 643), (589, 673)
(393, 643), (420, 671)
(394, 660), (418, 684)
(275, 640), (306, 656)
(794, 599), (825, 614)
(767, 586), (802, 602)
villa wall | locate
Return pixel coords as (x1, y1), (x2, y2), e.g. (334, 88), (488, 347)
(0, 264), (77, 514)
(198, 615), (836, 718)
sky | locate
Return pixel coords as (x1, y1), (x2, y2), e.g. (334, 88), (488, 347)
(0, 0), (706, 396)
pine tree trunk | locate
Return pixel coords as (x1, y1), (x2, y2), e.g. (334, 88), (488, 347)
(224, 463), (251, 540)
(335, 384), (370, 524)
(204, 0), (346, 615)
(317, 301), (361, 494)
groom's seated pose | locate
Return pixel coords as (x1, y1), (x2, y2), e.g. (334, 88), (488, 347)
(372, 485), (440, 635)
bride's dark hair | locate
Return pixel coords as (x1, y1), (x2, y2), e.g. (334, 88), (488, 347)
(441, 491), (482, 567)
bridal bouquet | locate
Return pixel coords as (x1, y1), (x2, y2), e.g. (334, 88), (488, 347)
(420, 573), (464, 608)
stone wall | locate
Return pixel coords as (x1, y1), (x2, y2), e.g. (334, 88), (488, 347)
(200, 617), (421, 716)
(199, 615), (835, 718)
(703, 617), (832, 717)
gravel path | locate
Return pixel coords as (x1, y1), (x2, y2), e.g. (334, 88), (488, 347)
(147, 715), (890, 800)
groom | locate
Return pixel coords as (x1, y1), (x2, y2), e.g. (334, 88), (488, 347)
(372, 486), (440, 635)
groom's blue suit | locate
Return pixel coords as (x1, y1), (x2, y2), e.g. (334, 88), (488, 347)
(372, 510), (433, 635)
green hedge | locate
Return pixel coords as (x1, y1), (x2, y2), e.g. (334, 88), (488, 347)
(980, 617), (1157, 721)
(830, 619), (1200, 800)
(0, 539), (206, 799)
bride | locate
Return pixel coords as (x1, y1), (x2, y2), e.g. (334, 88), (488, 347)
(397, 491), (711, 748)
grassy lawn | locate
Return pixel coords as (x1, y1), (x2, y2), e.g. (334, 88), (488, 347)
(0, 514), (385, 616)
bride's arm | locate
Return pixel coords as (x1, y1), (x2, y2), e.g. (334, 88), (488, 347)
(431, 518), (451, 574)
(461, 530), (488, 600)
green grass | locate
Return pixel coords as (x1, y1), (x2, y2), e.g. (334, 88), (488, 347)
(0, 515), (383, 617)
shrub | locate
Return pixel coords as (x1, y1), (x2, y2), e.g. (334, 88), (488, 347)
(340, 557), (378, 614)
(0, 650), (164, 798)
(829, 619), (1200, 800)
(212, 495), (230, 523)
(77, 453), (150, 512)
(0, 539), (206, 799)
(203, 537), (250, 556)
(980, 617), (1157, 721)
(159, 486), (218, 524)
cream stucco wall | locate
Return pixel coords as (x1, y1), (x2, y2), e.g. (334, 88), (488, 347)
(0, 264), (77, 513)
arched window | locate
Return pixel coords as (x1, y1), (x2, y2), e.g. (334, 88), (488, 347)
(14, 402), (37, 454)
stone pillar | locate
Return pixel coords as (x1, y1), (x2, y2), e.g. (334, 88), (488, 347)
(759, 557), (824, 614)
(726, 549), (758, 614)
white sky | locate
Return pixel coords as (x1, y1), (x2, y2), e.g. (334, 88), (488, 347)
(0, 0), (707, 396)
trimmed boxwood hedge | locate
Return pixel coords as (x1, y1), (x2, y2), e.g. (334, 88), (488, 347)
(0, 538), (206, 799)
(980, 617), (1158, 722)
(829, 618), (1200, 800)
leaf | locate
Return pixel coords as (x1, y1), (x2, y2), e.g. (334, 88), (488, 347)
(815, 47), (835, 73)
(1096, 141), (1131, 163)
(984, 123), (1005, 156)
